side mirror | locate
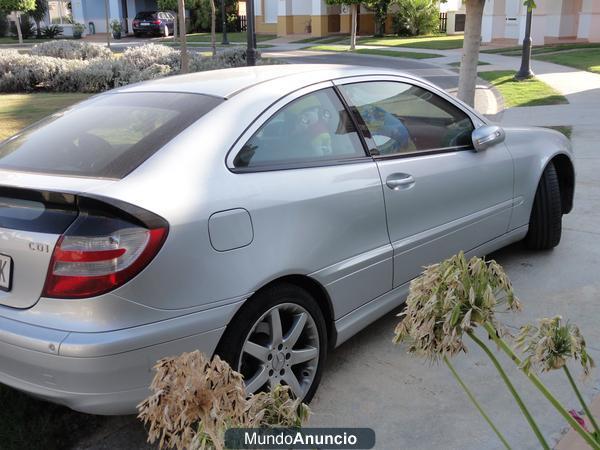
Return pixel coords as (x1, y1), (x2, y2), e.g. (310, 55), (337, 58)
(472, 125), (505, 151)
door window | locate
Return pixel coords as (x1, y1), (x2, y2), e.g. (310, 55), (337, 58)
(233, 88), (366, 169)
(339, 81), (474, 156)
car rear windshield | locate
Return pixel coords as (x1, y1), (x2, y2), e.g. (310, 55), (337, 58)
(0, 92), (222, 179)
(135, 12), (157, 20)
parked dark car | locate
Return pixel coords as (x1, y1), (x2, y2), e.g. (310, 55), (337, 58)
(132, 11), (175, 37)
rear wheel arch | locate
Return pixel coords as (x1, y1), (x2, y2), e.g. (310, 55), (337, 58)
(550, 154), (575, 214)
(222, 275), (336, 352)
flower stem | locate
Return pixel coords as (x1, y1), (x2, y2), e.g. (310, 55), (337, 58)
(444, 356), (512, 450)
(468, 331), (550, 450)
(482, 321), (600, 450)
(563, 365), (600, 438)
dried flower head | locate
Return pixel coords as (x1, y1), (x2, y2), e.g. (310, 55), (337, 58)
(394, 252), (521, 361)
(516, 316), (595, 376)
(137, 351), (310, 450)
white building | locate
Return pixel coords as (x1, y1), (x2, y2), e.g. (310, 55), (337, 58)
(479, 0), (600, 44)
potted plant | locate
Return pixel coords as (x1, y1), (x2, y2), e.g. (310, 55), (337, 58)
(72, 22), (85, 39)
(110, 19), (122, 39)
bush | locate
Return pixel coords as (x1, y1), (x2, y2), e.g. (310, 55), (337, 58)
(393, 0), (440, 36)
(31, 40), (112, 60)
(10, 14), (35, 39)
(0, 50), (63, 91)
(0, 11), (9, 37)
(120, 43), (180, 71)
(41, 24), (63, 39)
(0, 44), (265, 93)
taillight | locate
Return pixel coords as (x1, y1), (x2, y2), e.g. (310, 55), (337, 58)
(42, 198), (168, 299)
(152, 20), (161, 24)
(133, 20), (139, 26)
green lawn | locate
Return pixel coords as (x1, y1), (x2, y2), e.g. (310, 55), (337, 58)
(478, 70), (568, 108)
(535, 48), (600, 74)
(357, 34), (464, 50)
(0, 93), (90, 141)
(0, 36), (47, 44)
(290, 35), (347, 44)
(304, 45), (442, 59)
(175, 32), (276, 43)
(482, 42), (600, 56)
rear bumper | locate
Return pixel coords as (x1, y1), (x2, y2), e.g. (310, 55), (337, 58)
(133, 25), (162, 34)
(0, 302), (240, 415)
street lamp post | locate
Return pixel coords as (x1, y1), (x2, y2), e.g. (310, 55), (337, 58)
(221, 0), (229, 44)
(246, 0), (256, 66)
(515, 7), (534, 80)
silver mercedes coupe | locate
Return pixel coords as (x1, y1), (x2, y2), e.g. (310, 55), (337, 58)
(0, 65), (574, 414)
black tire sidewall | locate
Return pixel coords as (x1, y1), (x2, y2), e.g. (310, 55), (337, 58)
(216, 283), (328, 403)
(526, 161), (562, 250)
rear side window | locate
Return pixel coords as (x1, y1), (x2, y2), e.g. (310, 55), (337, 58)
(233, 88), (366, 169)
(0, 92), (222, 179)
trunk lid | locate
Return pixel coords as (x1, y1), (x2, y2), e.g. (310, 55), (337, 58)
(0, 171), (114, 309)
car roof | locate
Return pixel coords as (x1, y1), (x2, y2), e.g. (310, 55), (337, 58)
(114, 64), (416, 99)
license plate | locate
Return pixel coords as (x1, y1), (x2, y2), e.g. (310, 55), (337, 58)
(0, 254), (12, 292)
(141, 22), (150, 26)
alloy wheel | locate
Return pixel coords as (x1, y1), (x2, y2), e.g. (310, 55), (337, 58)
(238, 302), (320, 400)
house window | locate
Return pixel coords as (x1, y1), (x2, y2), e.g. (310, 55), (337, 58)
(48, 0), (73, 25)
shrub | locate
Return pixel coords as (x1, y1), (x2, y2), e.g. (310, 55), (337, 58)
(392, 0), (440, 36)
(41, 24), (63, 39)
(0, 11), (9, 37)
(137, 351), (310, 450)
(1, 44), (267, 93)
(31, 40), (112, 60)
(10, 14), (35, 39)
(0, 50), (63, 91)
(120, 43), (180, 71)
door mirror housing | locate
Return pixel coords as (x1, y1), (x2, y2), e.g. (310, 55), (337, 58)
(472, 125), (505, 151)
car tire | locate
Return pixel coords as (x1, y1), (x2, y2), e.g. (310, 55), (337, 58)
(215, 282), (327, 403)
(525, 161), (562, 250)
(134, 32), (142, 38)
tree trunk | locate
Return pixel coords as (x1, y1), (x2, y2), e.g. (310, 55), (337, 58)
(457, 0), (485, 107)
(174, 16), (178, 42)
(178, 0), (189, 73)
(350, 3), (357, 51)
(210, 0), (216, 57)
(35, 20), (41, 38)
(15, 12), (23, 44)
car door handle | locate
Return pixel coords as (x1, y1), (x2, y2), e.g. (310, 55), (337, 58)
(386, 173), (415, 190)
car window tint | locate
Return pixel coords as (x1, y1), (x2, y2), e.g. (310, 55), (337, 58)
(339, 81), (474, 156)
(0, 92), (222, 179)
(234, 88), (365, 169)
(136, 12), (157, 20)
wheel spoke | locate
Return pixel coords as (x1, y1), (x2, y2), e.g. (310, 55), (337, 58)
(243, 341), (270, 362)
(290, 346), (318, 365)
(268, 308), (283, 344)
(245, 365), (269, 394)
(283, 312), (307, 347)
(282, 370), (304, 399)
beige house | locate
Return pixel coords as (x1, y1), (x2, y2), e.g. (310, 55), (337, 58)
(245, 0), (600, 44)
(247, 0), (390, 37)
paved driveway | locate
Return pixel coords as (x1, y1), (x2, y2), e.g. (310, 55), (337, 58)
(73, 54), (600, 450)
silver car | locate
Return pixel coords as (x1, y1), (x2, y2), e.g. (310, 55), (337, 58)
(0, 65), (574, 415)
